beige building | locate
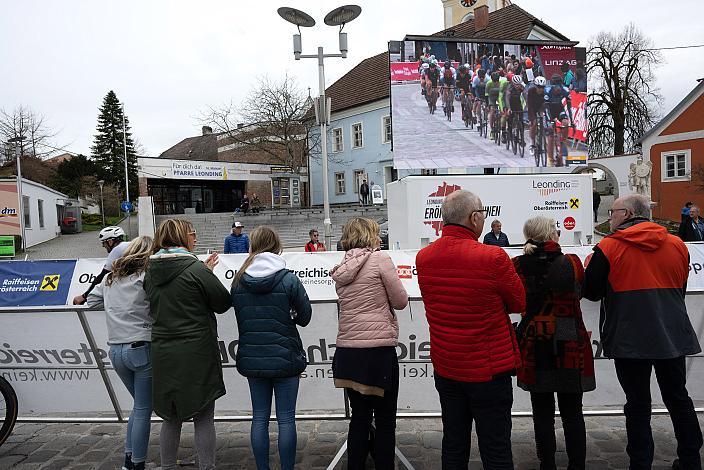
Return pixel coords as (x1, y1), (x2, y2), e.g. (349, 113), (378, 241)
(440, 0), (512, 28)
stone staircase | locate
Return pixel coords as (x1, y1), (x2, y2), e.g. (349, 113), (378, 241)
(155, 204), (388, 253)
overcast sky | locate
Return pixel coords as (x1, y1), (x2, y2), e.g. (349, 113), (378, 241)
(1, 0), (701, 158)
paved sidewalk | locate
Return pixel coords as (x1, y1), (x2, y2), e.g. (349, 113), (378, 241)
(1, 415), (702, 469)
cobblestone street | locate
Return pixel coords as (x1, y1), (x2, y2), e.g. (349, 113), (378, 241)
(1, 415), (702, 469)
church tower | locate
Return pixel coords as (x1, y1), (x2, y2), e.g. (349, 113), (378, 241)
(440, 0), (512, 29)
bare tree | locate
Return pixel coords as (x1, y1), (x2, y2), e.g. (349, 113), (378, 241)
(0, 105), (63, 163)
(201, 75), (345, 173)
(587, 24), (663, 156)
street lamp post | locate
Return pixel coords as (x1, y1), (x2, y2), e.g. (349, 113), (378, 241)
(7, 135), (26, 252)
(278, 5), (362, 251)
(121, 102), (131, 239)
(97, 180), (105, 227)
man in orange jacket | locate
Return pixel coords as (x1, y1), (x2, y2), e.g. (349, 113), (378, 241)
(584, 194), (702, 470)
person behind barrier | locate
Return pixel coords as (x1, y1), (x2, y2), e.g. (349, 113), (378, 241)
(86, 235), (154, 470)
(415, 190), (525, 469)
(331, 217), (408, 469)
(144, 219), (231, 470)
(304, 229), (326, 252)
(73, 226), (129, 305)
(512, 217), (595, 470)
(224, 221), (249, 254)
(584, 194), (703, 470)
(678, 204), (704, 242)
(230, 226), (312, 470)
(482, 219), (510, 247)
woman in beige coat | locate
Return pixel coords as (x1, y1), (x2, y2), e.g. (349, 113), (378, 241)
(331, 217), (408, 469)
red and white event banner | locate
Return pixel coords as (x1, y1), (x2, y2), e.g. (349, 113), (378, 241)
(1, 246), (702, 418)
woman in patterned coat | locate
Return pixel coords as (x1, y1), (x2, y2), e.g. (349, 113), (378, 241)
(512, 216), (595, 470)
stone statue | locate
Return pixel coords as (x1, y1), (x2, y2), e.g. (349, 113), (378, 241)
(628, 156), (652, 196)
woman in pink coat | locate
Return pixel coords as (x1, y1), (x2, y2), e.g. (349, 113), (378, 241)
(331, 217), (409, 469)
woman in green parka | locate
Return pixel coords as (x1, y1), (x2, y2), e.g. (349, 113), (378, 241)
(144, 219), (232, 470)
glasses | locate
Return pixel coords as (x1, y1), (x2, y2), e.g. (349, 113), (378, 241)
(608, 208), (628, 217)
(312, 234), (318, 237)
(470, 209), (488, 218)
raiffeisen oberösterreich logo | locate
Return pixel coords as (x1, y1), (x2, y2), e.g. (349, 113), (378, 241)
(532, 178), (580, 197)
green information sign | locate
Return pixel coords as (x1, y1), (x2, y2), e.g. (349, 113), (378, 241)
(0, 236), (16, 257)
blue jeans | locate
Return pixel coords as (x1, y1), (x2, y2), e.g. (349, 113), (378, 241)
(109, 343), (153, 463)
(247, 376), (300, 470)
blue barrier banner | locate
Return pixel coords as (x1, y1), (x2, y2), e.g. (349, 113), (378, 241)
(0, 260), (77, 307)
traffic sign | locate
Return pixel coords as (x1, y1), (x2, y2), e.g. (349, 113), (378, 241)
(121, 201), (133, 213)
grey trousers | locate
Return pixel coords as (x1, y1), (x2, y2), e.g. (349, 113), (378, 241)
(160, 401), (216, 470)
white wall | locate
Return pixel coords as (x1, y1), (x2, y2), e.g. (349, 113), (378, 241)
(19, 179), (66, 248)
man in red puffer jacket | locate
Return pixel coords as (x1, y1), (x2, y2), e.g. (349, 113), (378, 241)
(416, 189), (525, 469)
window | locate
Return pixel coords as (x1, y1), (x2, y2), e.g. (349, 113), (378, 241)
(335, 172), (346, 195)
(661, 150), (691, 181)
(382, 116), (392, 144)
(352, 123), (363, 148)
(22, 196), (30, 228)
(421, 169), (438, 176)
(38, 199), (44, 229)
(332, 127), (343, 153)
(353, 170), (366, 193)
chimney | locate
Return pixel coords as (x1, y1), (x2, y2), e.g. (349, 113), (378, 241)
(474, 5), (489, 32)
(202, 125), (213, 136)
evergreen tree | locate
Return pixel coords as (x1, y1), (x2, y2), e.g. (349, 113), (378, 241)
(91, 91), (138, 201)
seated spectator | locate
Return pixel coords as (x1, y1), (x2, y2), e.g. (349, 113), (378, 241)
(224, 222), (250, 254)
(483, 219), (510, 247)
(250, 193), (262, 214)
(305, 229), (326, 252)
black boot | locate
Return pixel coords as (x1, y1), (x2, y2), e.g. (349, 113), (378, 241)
(123, 453), (134, 470)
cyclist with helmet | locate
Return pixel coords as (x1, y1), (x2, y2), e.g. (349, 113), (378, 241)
(472, 69), (489, 125)
(425, 60), (440, 104)
(544, 73), (574, 166)
(440, 60), (456, 112)
(420, 62), (430, 96)
(527, 75), (548, 154)
(73, 226), (129, 305)
(505, 74), (526, 125)
(456, 64), (473, 120)
(485, 71), (508, 140)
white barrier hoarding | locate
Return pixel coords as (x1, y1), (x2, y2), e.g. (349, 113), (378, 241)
(1, 247), (703, 417)
(387, 175), (594, 249)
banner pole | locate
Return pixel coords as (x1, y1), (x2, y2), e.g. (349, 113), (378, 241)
(75, 308), (124, 421)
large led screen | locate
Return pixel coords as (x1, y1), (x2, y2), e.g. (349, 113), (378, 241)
(390, 40), (587, 169)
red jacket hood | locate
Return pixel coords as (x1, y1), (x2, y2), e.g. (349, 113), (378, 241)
(608, 221), (668, 252)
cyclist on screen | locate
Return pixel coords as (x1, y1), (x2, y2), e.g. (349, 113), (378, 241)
(472, 69), (489, 125)
(544, 73), (574, 166)
(485, 71), (508, 140)
(526, 75), (547, 155)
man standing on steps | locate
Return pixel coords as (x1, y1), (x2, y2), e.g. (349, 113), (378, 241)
(360, 180), (370, 206)
(224, 221), (249, 254)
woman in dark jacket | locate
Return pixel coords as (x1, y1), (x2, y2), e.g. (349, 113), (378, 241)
(231, 226), (312, 470)
(144, 219), (232, 470)
(512, 216), (595, 470)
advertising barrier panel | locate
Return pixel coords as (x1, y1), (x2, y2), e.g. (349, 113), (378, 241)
(0, 260), (77, 307)
(1, 247), (703, 418)
(0, 181), (20, 236)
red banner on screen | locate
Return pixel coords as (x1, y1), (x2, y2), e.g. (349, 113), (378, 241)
(537, 46), (576, 80)
(569, 91), (587, 142)
(390, 62), (421, 81)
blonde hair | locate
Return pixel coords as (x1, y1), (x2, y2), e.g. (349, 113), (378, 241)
(153, 219), (193, 253)
(106, 236), (153, 286)
(340, 218), (379, 251)
(522, 216), (558, 255)
(234, 226), (282, 285)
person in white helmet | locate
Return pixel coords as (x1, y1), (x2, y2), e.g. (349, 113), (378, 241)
(73, 226), (129, 305)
